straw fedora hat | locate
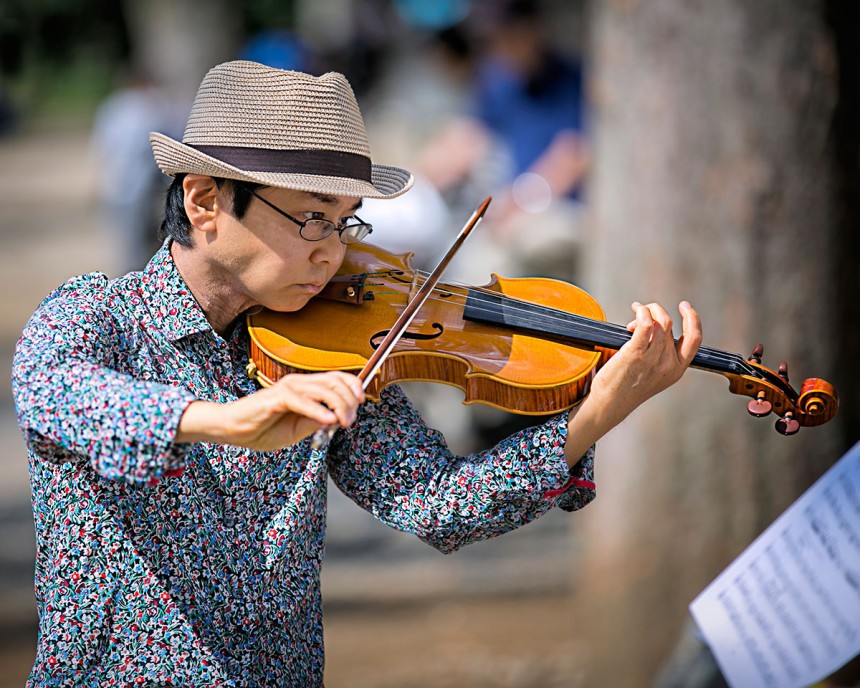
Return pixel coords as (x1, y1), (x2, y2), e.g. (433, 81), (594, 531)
(150, 60), (413, 199)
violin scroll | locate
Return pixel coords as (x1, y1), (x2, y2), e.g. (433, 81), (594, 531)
(734, 345), (838, 435)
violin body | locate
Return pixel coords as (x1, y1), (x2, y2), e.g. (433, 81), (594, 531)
(247, 242), (838, 432)
(247, 243), (605, 414)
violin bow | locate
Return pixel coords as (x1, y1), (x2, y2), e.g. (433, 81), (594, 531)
(310, 197), (493, 450)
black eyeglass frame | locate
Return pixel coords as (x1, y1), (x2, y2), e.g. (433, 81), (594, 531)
(242, 185), (373, 245)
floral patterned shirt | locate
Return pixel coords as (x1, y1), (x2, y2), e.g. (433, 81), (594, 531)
(12, 242), (596, 687)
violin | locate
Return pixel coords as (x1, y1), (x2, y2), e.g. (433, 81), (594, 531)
(246, 243), (838, 436)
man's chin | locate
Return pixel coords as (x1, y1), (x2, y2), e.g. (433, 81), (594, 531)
(261, 295), (314, 314)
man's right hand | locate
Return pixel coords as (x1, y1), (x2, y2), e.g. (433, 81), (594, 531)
(176, 371), (365, 451)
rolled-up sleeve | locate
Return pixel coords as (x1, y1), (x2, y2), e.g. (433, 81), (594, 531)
(12, 280), (196, 485)
(328, 385), (596, 554)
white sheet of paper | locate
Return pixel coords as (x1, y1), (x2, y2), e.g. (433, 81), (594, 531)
(690, 440), (860, 688)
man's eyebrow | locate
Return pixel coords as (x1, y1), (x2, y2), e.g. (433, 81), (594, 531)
(304, 192), (363, 213)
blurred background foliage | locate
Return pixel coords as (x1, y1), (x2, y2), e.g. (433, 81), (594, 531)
(1, 0), (130, 120)
(0, 0), (305, 122)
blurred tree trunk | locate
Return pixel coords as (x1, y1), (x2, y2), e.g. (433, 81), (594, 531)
(575, 0), (846, 684)
(122, 0), (241, 107)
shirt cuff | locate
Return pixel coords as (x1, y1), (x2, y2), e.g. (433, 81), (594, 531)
(543, 444), (596, 512)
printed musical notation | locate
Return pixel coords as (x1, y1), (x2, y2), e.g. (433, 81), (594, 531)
(691, 441), (860, 688)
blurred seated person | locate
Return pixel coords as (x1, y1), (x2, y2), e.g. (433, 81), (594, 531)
(416, 0), (589, 283)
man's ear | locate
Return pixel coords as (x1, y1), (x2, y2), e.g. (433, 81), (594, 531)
(183, 174), (222, 234)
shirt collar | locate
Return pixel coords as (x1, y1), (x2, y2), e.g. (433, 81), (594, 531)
(140, 240), (213, 342)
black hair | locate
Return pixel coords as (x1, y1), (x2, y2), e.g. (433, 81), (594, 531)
(158, 174), (262, 246)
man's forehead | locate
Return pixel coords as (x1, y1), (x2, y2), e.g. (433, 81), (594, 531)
(286, 189), (363, 212)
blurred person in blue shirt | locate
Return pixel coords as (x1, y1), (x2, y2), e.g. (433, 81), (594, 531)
(414, 0), (589, 285)
(473, 0), (586, 195)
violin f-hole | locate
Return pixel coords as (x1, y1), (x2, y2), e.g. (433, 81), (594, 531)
(370, 322), (444, 350)
(386, 270), (411, 285)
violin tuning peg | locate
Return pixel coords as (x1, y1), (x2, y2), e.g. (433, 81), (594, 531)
(748, 344), (764, 364)
(775, 412), (800, 436)
(747, 392), (772, 417)
(778, 361), (789, 383)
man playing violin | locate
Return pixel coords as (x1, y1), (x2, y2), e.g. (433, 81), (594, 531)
(12, 61), (701, 686)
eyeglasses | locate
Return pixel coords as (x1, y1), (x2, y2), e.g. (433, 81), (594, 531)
(243, 186), (373, 245)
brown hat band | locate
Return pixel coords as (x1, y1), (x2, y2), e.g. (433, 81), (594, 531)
(189, 144), (373, 182)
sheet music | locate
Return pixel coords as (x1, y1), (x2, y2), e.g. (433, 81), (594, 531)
(690, 441), (860, 688)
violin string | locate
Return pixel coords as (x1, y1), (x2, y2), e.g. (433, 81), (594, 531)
(462, 289), (755, 374)
(403, 269), (715, 347)
(408, 272), (732, 356)
(376, 269), (759, 377)
(347, 269), (756, 375)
